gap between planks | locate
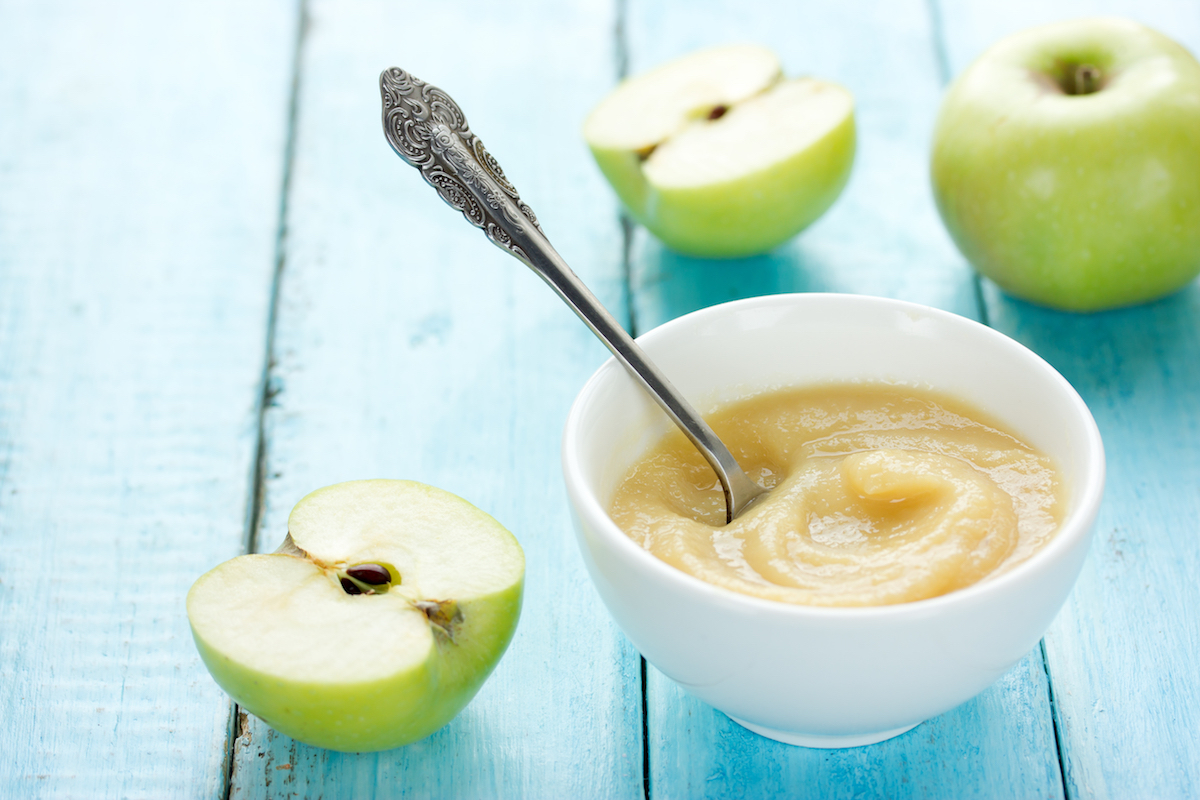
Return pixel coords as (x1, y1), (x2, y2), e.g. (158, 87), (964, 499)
(225, 1), (311, 798)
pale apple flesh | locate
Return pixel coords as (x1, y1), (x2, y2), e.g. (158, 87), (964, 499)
(584, 44), (856, 258)
(583, 43), (782, 156)
(931, 18), (1200, 311)
(187, 480), (524, 753)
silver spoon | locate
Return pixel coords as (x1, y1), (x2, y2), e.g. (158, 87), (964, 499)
(380, 67), (767, 523)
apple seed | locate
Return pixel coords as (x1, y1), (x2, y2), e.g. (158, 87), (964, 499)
(346, 563), (393, 585)
(339, 577), (364, 595)
(707, 104), (728, 120)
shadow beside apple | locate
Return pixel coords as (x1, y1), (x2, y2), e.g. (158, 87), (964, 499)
(629, 231), (841, 333)
(982, 278), (1200, 408)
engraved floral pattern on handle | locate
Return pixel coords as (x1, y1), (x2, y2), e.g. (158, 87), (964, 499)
(380, 67), (541, 260)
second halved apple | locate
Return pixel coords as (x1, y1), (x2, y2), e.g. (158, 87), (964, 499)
(584, 44), (856, 258)
(187, 480), (524, 752)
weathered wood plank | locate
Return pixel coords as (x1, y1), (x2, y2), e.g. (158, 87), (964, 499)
(227, 1), (644, 797)
(937, 3), (1200, 797)
(0, 1), (299, 797)
(648, 653), (1061, 800)
(623, 1), (1066, 796)
(986, 292), (1200, 800)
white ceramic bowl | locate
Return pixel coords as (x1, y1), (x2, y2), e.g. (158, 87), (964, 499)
(562, 293), (1104, 748)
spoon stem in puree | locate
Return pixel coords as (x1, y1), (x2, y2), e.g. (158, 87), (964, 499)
(608, 384), (1063, 607)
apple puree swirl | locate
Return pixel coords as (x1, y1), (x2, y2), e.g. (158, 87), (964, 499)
(609, 385), (1063, 606)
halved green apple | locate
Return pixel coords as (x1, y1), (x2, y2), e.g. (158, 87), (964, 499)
(186, 480), (524, 753)
(584, 44), (856, 258)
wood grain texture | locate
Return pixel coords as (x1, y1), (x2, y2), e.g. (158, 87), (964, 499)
(935, 3), (1200, 796)
(0, 0), (299, 797)
(985, 290), (1200, 799)
(4, 0), (1194, 795)
(623, 1), (1066, 797)
(225, 1), (644, 798)
(648, 653), (1061, 800)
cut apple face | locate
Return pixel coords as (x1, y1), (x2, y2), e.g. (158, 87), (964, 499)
(187, 480), (524, 753)
(584, 44), (856, 258)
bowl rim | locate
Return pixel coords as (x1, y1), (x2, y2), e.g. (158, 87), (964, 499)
(561, 292), (1106, 620)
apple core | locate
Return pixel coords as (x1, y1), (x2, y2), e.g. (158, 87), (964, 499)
(338, 562), (395, 594)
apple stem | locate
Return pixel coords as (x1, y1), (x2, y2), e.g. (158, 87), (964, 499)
(1070, 64), (1102, 95)
(415, 599), (463, 642)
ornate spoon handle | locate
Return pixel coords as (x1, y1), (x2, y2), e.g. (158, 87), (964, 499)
(380, 67), (765, 522)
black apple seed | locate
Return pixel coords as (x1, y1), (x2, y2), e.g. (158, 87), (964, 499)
(346, 564), (391, 585)
(708, 105), (728, 120)
(340, 577), (364, 595)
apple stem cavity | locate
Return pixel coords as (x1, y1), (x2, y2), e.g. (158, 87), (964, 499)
(274, 533), (308, 558)
(1065, 63), (1103, 95)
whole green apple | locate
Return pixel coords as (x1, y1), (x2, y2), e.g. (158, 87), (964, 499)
(931, 18), (1200, 311)
(584, 44), (856, 258)
(186, 480), (524, 752)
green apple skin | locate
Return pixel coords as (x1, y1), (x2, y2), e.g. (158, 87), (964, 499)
(590, 112), (855, 259)
(931, 18), (1200, 312)
(189, 563), (522, 752)
(186, 481), (524, 753)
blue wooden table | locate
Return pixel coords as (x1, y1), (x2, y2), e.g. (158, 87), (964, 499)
(2, 1), (1198, 797)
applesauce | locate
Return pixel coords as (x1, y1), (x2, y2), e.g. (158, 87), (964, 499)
(608, 384), (1063, 607)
